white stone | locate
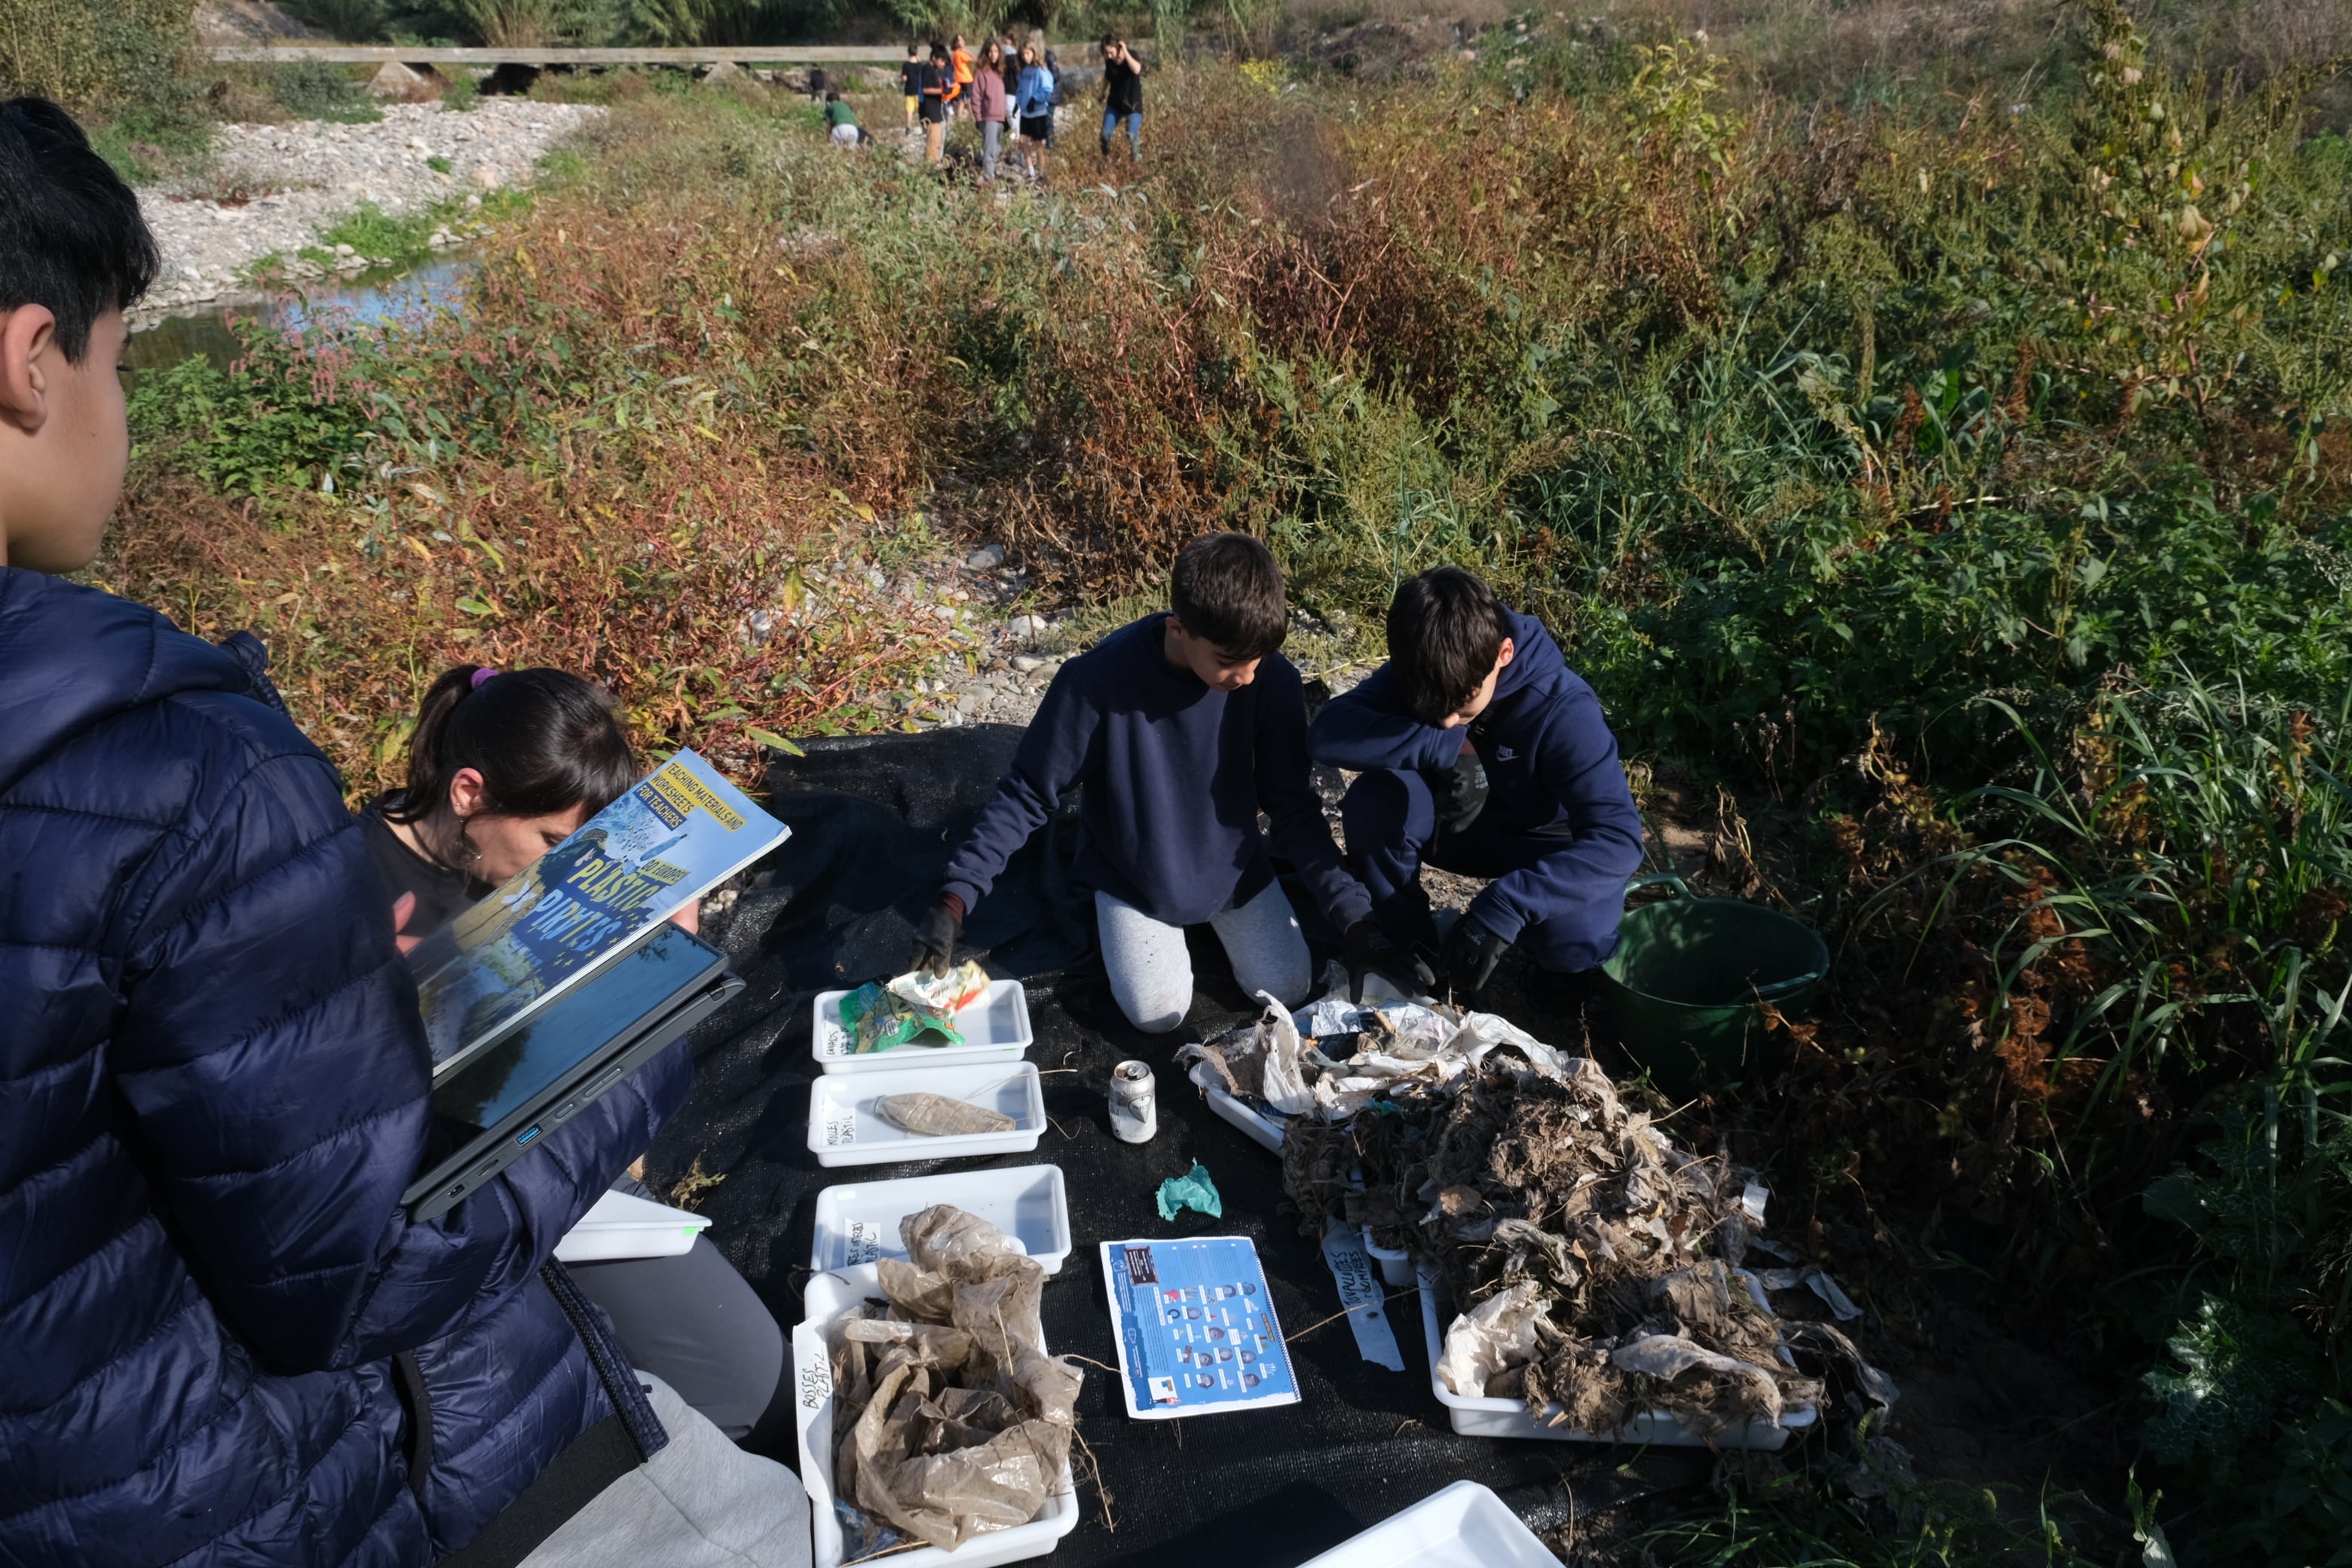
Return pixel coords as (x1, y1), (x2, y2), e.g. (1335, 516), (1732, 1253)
(1009, 613), (1049, 639)
(964, 544), (1006, 570)
(127, 101), (606, 323)
(1011, 654), (1044, 673)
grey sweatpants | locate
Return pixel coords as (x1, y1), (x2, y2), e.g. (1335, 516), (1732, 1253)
(569, 1234), (786, 1441)
(1096, 880), (1312, 1034)
(982, 118), (1003, 178)
(516, 1373), (811, 1568)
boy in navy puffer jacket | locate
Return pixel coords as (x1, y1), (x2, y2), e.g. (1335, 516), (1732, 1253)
(1309, 567), (1646, 1002)
(0, 98), (697, 1567)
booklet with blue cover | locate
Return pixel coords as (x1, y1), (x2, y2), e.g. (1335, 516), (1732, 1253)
(1100, 1236), (1301, 1418)
(409, 750), (787, 1076)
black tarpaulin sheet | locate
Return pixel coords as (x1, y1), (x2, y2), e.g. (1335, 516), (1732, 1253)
(647, 727), (1704, 1564)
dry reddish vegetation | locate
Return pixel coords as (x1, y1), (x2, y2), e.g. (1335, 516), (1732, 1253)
(111, 151), (978, 795)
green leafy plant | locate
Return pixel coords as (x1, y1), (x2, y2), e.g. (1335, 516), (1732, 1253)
(265, 62), (383, 122)
(127, 326), (376, 497)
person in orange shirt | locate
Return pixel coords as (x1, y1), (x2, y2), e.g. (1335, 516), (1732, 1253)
(950, 34), (975, 118)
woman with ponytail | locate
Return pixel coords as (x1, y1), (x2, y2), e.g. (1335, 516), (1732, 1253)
(363, 664), (648, 942)
(363, 662), (792, 1450)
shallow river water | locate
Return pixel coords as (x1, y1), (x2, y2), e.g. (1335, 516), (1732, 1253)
(127, 253), (479, 372)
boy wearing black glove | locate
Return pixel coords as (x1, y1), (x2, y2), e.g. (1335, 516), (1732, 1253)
(911, 533), (1425, 1030)
(1308, 567), (1644, 1002)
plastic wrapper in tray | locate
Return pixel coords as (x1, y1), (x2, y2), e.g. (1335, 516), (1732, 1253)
(813, 1205), (1083, 1557)
(839, 960), (992, 1055)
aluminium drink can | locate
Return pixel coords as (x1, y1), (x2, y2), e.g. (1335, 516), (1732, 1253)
(1109, 1059), (1156, 1144)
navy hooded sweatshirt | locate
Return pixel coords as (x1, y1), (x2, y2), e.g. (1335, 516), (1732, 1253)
(1306, 608), (1643, 948)
(0, 568), (688, 1566)
(942, 613), (1372, 931)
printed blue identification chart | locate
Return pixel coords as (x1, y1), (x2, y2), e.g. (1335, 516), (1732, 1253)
(1100, 1237), (1301, 1419)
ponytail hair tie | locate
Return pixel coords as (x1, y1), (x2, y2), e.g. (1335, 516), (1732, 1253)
(470, 667), (500, 691)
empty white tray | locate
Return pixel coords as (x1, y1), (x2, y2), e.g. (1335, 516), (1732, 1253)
(812, 1165), (1071, 1275)
(813, 978), (1034, 1074)
(807, 1061), (1046, 1168)
(1295, 1481), (1555, 1568)
(795, 1263), (1080, 1568)
(553, 1188), (712, 1263)
(1417, 1265), (1813, 1447)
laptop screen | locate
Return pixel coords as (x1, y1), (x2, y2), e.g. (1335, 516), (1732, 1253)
(418, 924), (719, 1171)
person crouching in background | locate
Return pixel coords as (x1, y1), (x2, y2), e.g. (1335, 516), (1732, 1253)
(825, 89), (865, 147)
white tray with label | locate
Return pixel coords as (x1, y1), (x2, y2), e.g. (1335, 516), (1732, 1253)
(1417, 1265), (1815, 1447)
(812, 978), (1034, 1075)
(810, 1165), (1071, 1275)
(809, 1165), (1067, 1279)
(794, 1264), (1080, 1568)
(1294, 1481), (1556, 1568)
(806, 1060), (1046, 1168)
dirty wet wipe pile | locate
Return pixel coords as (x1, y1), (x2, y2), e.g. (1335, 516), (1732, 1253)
(1284, 1056), (1887, 1440)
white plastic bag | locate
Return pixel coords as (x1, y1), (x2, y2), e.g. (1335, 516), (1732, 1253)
(1253, 991), (1315, 1115)
(1434, 1280), (1546, 1396)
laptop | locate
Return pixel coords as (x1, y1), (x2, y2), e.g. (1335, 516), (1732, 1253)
(404, 923), (743, 1223)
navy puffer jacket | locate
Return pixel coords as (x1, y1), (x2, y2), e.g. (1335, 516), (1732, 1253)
(0, 570), (691, 1566)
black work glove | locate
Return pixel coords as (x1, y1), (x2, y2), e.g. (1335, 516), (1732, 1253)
(1436, 742), (1490, 835)
(909, 894), (964, 975)
(1346, 919), (1437, 1002)
(1439, 911), (1508, 998)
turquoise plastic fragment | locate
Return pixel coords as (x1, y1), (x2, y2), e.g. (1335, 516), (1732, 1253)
(1156, 1159), (1223, 1221)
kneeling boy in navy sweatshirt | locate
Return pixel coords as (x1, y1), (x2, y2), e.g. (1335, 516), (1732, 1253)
(913, 532), (1418, 1033)
(1308, 567), (1644, 1000)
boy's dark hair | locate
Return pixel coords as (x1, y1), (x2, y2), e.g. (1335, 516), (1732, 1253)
(1170, 532), (1287, 659)
(384, 666), (637, 869)
(825, 90), (841, 101)
(0, 98), (159, 363)
(930, 42), (947, 58)
(1387, 567), (1511, 724)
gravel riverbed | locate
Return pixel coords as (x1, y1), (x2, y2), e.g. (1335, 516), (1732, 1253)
(133, 100), (605, 321)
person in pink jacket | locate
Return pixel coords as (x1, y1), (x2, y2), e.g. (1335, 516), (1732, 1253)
(971, 38), (1012, 181)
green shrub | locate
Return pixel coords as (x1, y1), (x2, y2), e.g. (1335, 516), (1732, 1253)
(265, 62), (383, 123)
(0, 0), (193, 112)
(128, 328), (375, 496)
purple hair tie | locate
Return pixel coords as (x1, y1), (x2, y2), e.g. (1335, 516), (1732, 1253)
(470, 667), (499, 690)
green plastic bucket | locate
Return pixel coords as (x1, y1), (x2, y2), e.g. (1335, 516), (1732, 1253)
(1599, 873), (1829, 1097)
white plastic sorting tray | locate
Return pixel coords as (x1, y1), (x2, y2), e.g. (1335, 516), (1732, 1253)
(1186, 1058), (1288, 1153)
(811, 1165), (1072, 1275)
(1294, 1481), (1556, 1568)
(1417, 1266), (1815, 1448)
(794, 1264), (1081, 1568)
(553, 1188), (711, 1263)
(807, 1061), (1047, 1168)
(813, 978), (1034, 1075)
